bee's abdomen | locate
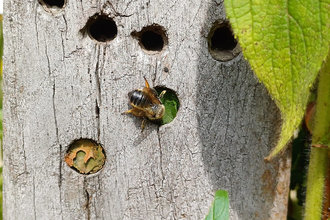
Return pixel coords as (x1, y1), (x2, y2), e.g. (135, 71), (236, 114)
(128, 90), (150, 107)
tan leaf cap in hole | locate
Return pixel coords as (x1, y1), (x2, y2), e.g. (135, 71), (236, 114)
(65, 139), (106, 174)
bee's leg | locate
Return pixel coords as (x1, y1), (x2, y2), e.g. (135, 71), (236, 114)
(122, 108), (146, 117)
(158, 90), (166, 99)
(141, 118), (147, 132)
(122, 109), (133, 115)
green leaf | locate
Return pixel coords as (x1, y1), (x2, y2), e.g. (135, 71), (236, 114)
(205, 190), (230, 220)
(224, 0), (330, 159)
(66, 139), (106, 174)
(161, 99), (177, 124)
(155, 88), (180, 125)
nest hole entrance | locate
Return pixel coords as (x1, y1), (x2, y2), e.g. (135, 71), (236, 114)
(38, 0), (66, 12)
(65, 139), (106, 175)
(85, 14), (118, 43)
(208, 22), (241, 61)
(211, 24), (237, 51)
(141, 31), (164, 51)
(153, 86), (180, 125)
(132, 25), (168, 53)
(44, 0), (64, 7)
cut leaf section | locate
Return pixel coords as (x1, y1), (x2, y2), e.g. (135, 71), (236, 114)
(154, 87), (180, 125)
(205, 190), (230, 220)
(65, 139), (106, 174)
(224, 0), (330, 159)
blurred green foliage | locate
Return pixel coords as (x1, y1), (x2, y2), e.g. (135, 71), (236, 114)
(205, 190), (229, 220)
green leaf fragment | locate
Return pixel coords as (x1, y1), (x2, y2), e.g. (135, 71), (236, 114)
(73, 146), (105, 174)
(66, 139), (106, 174)
(155, 88), (180, 125)
(161, 99), (177, 124)
(224, 0), (330, 159)
(205, 190), (230, 220)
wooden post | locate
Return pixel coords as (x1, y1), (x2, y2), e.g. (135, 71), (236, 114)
(3, 0), (291, 219)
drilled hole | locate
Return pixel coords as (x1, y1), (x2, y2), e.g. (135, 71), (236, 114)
(141, 31), (164, 51)
(83, 14), (117, 42)
(211, 24), (237, 51)
(131, 24), (168, 53)
(38, 0), (66, 12)
(65, 139), (106, 175)
(154, 87), (180, 125)
(43, 0), (64, 7)
(208, 21), (241, 61)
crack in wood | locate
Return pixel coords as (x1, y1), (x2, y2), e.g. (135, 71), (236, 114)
(157, 127), (165, 188)
(33, 175), (37, 220)
(52, 79), (62, 188)
(95, 99), (100, 140)
(103, 1), (134, 18)
(83, 178), (91, 220)
(94, 46), (102, 140)
(84, 188), (91, 220)
(21, 127), (28, 174)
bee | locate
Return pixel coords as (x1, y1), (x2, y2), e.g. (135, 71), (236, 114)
(123, 77), (166, 131)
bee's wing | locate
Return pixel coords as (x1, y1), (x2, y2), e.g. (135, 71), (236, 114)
(142, 87), (162, 105)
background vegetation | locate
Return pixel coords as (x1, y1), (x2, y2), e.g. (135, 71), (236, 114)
(225, 1), (330, 219)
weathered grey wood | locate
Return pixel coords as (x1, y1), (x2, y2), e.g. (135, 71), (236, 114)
(3, 0), (291, 219)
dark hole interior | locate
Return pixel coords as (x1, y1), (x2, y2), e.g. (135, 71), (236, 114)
(211, 25), (237, 51)
(42, 0), (65, 8)
(141, 31), (164, 51)
(89, 16), (117, 42)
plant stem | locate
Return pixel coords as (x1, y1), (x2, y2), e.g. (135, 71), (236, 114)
(312, 54), (330, 146)
(321, 155), (330, 220)
(304, 50), (330, 220)
(304, 148), (329, 220)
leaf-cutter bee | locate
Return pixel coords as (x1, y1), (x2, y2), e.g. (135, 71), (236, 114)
(123, 77), (166, 131)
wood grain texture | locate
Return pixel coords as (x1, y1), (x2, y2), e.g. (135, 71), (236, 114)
(3, 0), (291, 219)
